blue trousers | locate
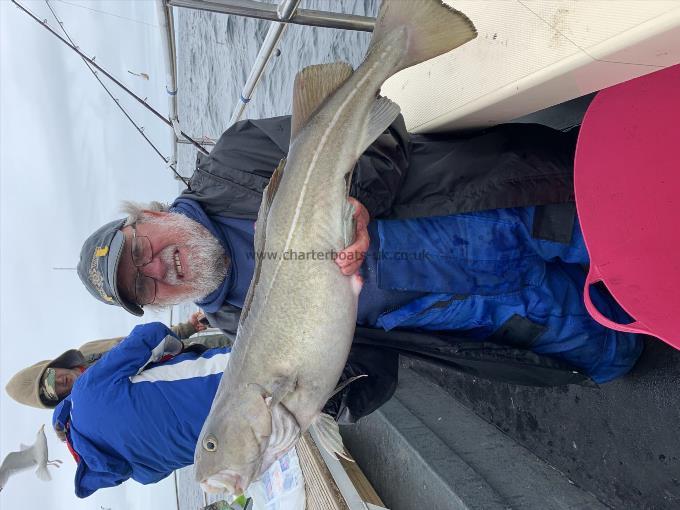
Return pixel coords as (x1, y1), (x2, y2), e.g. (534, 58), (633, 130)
(370, 207), (643, 383)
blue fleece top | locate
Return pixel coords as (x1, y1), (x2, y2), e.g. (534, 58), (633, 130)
(171, 198), (255, 310)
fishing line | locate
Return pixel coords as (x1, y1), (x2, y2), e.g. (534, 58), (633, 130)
(55, 0), (159, 29)
(44, 0), (189, 185)
(11, 0), (210, 163)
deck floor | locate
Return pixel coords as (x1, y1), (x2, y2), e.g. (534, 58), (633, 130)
(406, 336), (680, 509)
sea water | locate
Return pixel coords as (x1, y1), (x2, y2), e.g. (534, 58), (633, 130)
(175, 0), (377, 178)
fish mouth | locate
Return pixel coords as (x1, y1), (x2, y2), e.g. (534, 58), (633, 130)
(200, 469), (246, 495)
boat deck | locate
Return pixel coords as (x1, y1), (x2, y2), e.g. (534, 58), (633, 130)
(407, 335), (680, 508)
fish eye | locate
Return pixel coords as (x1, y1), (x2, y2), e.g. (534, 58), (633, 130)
(202, 435), (218, 452)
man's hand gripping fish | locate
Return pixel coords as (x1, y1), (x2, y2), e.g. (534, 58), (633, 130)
(194, 0), (477, 495)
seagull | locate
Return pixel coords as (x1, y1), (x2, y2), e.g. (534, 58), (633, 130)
(0, 425), (63, 492)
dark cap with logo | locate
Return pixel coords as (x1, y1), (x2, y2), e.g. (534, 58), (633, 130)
(77, 219), (144, 316)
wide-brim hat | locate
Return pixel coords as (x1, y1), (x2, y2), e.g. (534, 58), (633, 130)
(5, 349), (86, 409)
(77, 218), (144, 316)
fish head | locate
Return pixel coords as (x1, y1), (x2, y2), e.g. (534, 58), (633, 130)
(194, 384), (273, 495)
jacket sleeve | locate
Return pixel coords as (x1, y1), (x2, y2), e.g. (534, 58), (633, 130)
(74, 459), (132, 498)
(84, 322), (180, 381)
(204, 305), (241, 338)
(390, 123), (577, 219)
(170, 321), (197, 340)
(179, 114), (410, 220)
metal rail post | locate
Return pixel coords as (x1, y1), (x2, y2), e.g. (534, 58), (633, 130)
(229, 0), (302, 125)
(166, 0), (374, 32)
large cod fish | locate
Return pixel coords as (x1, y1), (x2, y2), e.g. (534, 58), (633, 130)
(195, 0), (477, 495)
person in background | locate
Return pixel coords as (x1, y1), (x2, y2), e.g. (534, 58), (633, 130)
(51, 321), (345, 498)
(4, 311), (220, 411)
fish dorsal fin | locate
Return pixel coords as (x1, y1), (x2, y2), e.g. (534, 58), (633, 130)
(291, 62), (353, 140)
(240, 158), (286, 328)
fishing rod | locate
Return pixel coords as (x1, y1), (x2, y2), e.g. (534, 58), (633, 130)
(11, 0), (210, 158)
(44, 0), (189, 185)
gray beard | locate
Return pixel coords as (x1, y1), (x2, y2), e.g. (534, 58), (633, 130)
(143, 212), (228, 306)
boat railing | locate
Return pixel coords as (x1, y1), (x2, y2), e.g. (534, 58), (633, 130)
(159, 0), (375, 180)
(156, 0), (180, 173)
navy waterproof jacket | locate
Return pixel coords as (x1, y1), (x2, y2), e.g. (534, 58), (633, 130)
(52, 323), (230, 498)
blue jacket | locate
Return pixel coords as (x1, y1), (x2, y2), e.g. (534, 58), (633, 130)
(52, 323), (230, 498)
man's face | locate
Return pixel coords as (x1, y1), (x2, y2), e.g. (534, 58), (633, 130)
(116, 211), (228, 308)
(54, 368), (82, 398)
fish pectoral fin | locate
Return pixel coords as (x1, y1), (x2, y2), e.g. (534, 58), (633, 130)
(290, 62), (353, 141)
(356, 96), (401, 159)
(311, 413), (352, 462)
(327, 374), (368, 401)
(267, 375), (298, 409)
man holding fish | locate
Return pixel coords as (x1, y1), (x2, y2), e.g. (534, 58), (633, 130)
(75, 0), (642, 497)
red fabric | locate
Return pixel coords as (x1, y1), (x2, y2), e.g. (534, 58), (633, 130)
(64, 422), (81, 463)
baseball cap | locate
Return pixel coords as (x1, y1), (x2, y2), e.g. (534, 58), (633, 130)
(77, 219), (144, 316)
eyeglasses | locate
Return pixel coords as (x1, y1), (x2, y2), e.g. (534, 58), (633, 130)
(130, 225), (157, 306)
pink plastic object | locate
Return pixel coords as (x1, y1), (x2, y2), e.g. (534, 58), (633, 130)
(575, 63), (680, 348)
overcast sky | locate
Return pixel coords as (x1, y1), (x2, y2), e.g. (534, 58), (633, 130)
(1, 1), (190, 508)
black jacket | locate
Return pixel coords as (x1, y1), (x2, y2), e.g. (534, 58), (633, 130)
(180, 116), (587, 422)
(182, 116), (578, 221)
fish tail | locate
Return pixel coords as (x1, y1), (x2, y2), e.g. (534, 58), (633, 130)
(368, 0), (477, 74)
